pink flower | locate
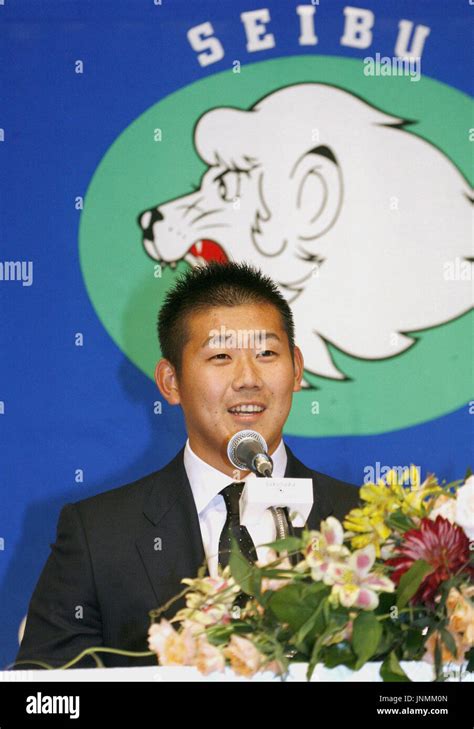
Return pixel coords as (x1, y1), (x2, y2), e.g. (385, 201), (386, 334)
(303, 517), (351, 581)
(194, 636), (226, 675)
(257, 549), (293, 592)
(147, 619), (197, 666)
(147, 619), (175, 656)
(327, 545), (395, 610)
(223, 635), (263, 677)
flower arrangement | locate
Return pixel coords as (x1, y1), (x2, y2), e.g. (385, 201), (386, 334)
(148, 469), (474, 681)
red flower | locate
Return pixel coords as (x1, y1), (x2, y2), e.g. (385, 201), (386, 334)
(387, 516), (472, 605)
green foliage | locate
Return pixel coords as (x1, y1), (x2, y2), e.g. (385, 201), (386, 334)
(352, 612), (383, 669)
(439, 628), (457, 660)
(229, 537), (262, 599)
(380, 651), (411, 682)
(266, 581), (329, 633)
(466, 647), (474, 672)
(320, 641), (357, 669)
(385, 510), (417, 533)
(262, 536), (303, 553)
(396, 559), (434, 609)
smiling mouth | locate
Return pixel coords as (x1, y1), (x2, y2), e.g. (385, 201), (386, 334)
(227, 404), (267, 420)
(184, 239), (229, 266)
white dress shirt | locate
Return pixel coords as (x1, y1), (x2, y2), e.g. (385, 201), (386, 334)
(184, 438), (288, 578)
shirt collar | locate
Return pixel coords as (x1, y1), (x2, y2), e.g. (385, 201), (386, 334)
(184, 437), (288, 515)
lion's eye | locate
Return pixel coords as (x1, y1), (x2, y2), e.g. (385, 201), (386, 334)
(217, 171), (240, 202)
(297, 167), (325, 222)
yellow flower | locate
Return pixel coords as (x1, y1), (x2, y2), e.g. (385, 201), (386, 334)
(359, 482), (399, 513)
(343, 507), (391, 557)
(345, 468), (444, 555)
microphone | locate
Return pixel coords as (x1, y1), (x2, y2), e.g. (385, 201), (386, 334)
(227, 430), (274, 477)
(227, 430), (314, 565)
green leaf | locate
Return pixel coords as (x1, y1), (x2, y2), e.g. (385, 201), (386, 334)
(385, 510), (417, 533)
(403, 627), (426, 659)
(306, 623), (341, 680)
(466, 647), (474, 672)
(352, 612), (383, 669)
(321, 641), (357, 669)
(261, 536), (303, 553)
(267, 585), (308, 630)
(267, 582), (329, 633)
(396, 559), (434, 609)
(258, 568), (296, 579)
(380, 651), (411, 682)
(375, 591), (395, 612)
(303, 581), (329, 596)
(440, 628), (457, 660)
(292, 596), (328, 649)
(229, 536), (261, 598)
(376, 622), (399, 657)
(206, 626), (235, 644)
(434, 637), (443, 681)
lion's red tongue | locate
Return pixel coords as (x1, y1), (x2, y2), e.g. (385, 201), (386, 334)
(188, 239), (228, 263)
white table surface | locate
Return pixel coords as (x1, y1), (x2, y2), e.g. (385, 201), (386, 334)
(1, 661), (471, 682)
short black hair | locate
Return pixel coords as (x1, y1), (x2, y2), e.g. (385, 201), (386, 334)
(157, 261), (295, 375)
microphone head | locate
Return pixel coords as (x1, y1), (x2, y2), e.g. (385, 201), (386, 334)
(227, 429), (268, 471)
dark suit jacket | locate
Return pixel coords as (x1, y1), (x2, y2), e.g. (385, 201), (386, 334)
(14, 445), (360, 669)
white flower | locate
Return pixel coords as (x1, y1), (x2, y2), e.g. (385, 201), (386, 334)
(455, 475), (474, 540)
(430, 495), (457, 524)
(429, 476), (474, 541)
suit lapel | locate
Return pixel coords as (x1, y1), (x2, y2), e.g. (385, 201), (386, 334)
(135, 448), (208, 608)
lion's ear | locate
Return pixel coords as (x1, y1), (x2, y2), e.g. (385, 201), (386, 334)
(292, 145), (342, 242)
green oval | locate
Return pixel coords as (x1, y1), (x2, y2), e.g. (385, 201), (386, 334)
(79, 55), (472, 436)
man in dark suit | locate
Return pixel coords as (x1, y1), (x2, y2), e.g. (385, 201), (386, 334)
(14, 262), (360, 670)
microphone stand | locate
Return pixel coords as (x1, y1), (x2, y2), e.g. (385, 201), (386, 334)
(255, 471), (300, 568)
(269, 506), (299, 567)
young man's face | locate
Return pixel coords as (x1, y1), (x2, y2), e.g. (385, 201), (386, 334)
(155, 302), (304, 477)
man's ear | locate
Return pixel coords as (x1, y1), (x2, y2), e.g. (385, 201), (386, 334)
(292, 145), (343, 241)
(292, 346), (305, 392)
(154, 359), (181, 405)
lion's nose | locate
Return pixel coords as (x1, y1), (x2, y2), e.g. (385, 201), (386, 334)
(137, 208), (164, 236)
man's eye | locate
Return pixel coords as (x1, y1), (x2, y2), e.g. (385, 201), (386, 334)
(210, 353), (231, 360)
(257, 350), (277, 357)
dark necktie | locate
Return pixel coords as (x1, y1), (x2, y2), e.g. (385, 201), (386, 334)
(218, 482), (258, 571)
